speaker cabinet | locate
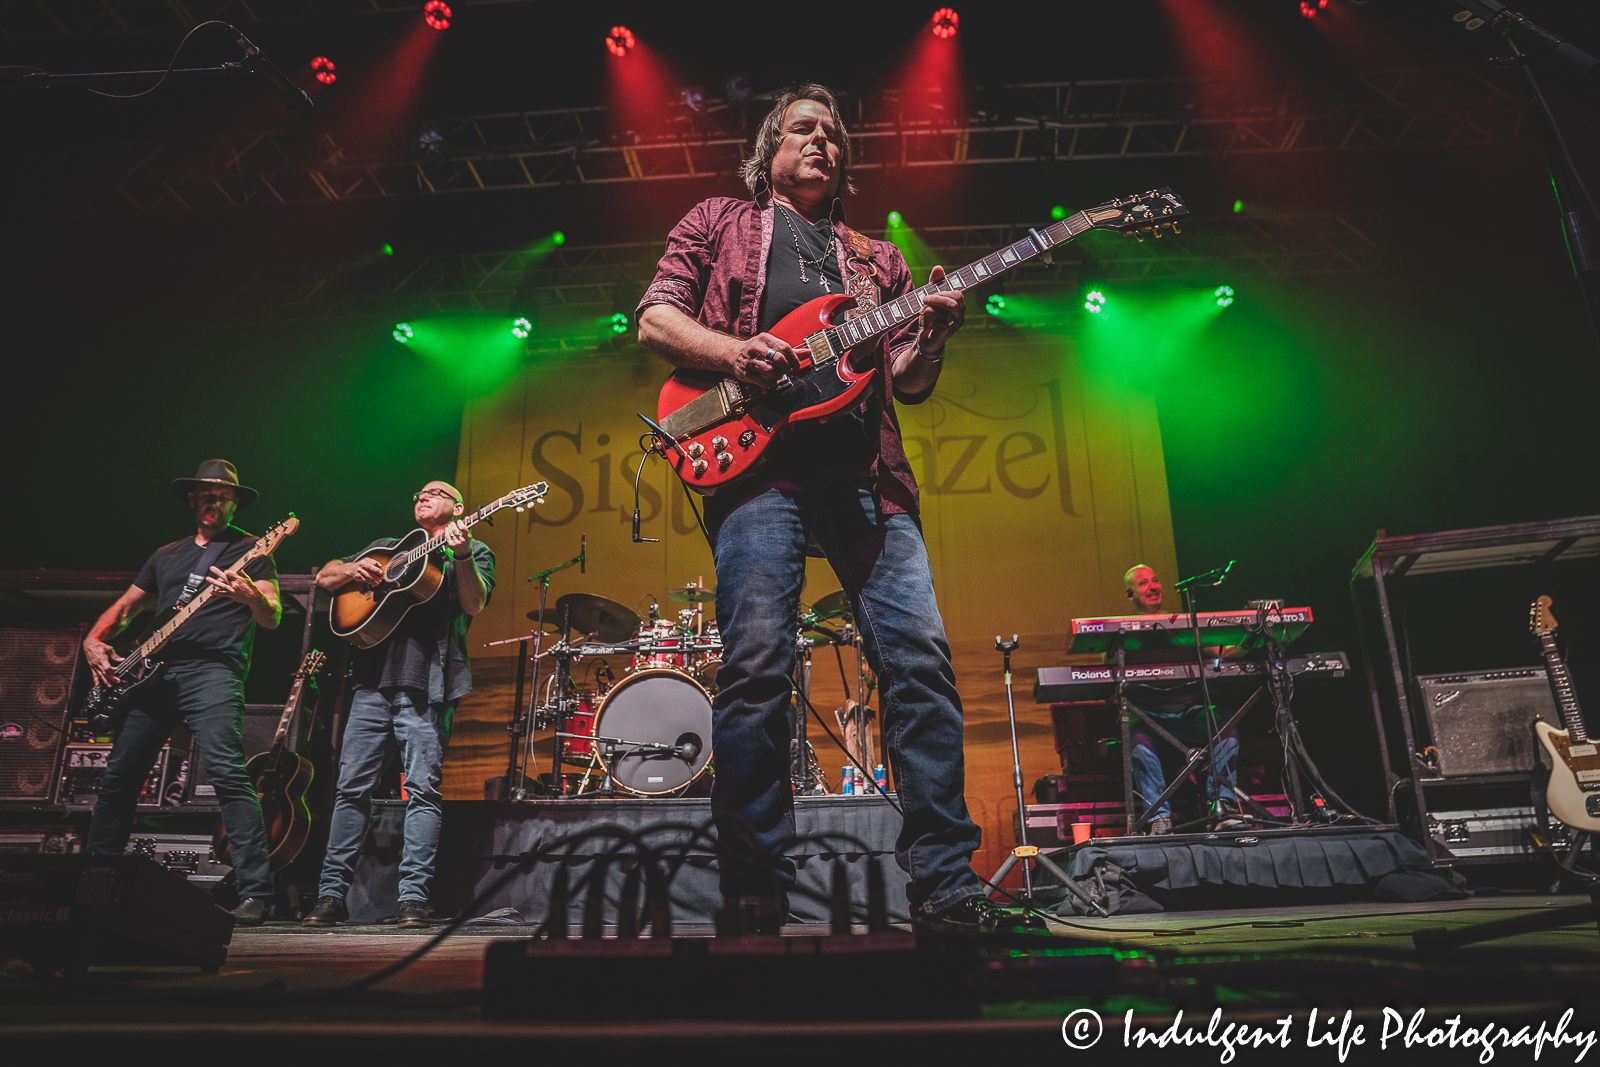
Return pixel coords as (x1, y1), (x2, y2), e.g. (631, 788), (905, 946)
(1414, 667), (1558, 777)
(184, 704), (283, 803)
(0, 628), (83, 800)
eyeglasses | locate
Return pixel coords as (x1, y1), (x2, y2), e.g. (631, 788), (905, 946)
(413, 488), (461, 504)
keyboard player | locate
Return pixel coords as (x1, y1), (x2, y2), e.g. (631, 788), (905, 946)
(1119, 565), (1245, 835)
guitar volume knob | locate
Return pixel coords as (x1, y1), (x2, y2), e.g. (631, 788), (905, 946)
(712, 436), (728, 452)
(692, 459), (708, 476)
(687, 442), (704, 458)
(718, 452), (733, 470)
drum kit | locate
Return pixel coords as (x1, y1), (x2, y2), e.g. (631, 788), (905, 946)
(489, 557), (882, 800)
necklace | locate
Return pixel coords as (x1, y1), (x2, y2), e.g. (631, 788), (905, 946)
(777, 204), (833, 291)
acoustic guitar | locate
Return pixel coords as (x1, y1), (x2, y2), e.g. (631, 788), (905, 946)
(84, 516), (300, 733)
(328, 483), (548, 648)
(1530, 596), (1600, 833)
(214, 649), (324, 871)
(654, 189), (1188, 492)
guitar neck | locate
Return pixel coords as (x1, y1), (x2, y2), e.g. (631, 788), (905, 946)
(273, 675), (310, 750)
(403, 500), (502, 565)
(115, 561), (242, 678)
(1541, 631), (1587, 741)
(814, 212), (1095, 357)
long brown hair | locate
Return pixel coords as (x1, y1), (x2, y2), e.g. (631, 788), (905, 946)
(740, 83), (856, 198)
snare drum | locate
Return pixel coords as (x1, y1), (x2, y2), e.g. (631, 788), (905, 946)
(593, 668), (714, 796)
(633, 619), (690, 672)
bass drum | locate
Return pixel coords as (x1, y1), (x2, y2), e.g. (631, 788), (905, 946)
(593, 668), (713, 796)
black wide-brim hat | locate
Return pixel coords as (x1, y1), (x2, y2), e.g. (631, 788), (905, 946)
(172, 458), (258, 508)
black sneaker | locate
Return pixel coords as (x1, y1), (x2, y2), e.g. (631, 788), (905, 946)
(397, 900), (433, 930)
(920, 895), (1001, 933)
(230, 896), (269, 927)
(301, 896), (348, 928)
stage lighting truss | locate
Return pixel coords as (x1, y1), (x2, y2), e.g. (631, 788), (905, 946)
(931, 7), (958, 38)
(1300, 0), (1327, 17)
(1214, 285), (1235, 308)
(393, 323), (414, 343)
(424, 1), (451, 30)
(512, 317), (532, 338)
(1084, 291), (1106, 314)
(311, 57), (336, 85)
(607, 26), (635, 57)
(985, 294), (1005, 316)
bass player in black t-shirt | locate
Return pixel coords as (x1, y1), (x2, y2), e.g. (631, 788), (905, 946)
(82, 459), (282, 926)
(302, 480), (494, 929)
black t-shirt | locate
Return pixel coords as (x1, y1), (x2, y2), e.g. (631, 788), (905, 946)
(749, 205), (873, 492)
(345, 537), (495, 705)
(132, 527), (278, 676)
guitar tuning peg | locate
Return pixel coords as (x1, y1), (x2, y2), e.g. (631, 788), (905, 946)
(1170, 224), (1181, 234)
(1152, 227), (1162, 238)
(1133, 232), (1144, 243)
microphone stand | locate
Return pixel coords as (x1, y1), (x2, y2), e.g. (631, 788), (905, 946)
(1173, 561), (1235, 829)
(509, 538), (586, 800)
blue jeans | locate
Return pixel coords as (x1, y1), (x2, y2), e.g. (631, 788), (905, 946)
(88, 659), (273, 899)
(709, 486), (984, 916)
(317, 687), (452, 904)
(1128, 703), (1239, 821)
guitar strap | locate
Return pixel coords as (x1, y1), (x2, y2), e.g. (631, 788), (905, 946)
(174, 537), (234, 610)
(840, 226), (881, 313)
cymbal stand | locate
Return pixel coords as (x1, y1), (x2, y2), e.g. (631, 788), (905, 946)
(792, 621), (826, 795)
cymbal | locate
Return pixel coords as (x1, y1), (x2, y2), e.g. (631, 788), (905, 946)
(527, 594), (640, 644)
(667, 583), (716, 604)
(811, 590), (853, 620)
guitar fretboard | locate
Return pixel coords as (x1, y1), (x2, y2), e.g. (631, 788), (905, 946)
(813, 213), (1092, 357)
(1541, 631), (1586, 741)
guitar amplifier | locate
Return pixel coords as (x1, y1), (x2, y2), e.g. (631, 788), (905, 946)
(0, 627), (84, 800)
(56, 744), (175, 807)
(1414, 668), (1558, 777)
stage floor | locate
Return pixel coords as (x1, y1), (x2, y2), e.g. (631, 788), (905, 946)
(5, 895), (1599, 1062)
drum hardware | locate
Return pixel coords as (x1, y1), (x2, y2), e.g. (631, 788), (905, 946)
(666, 581), (716, 604)
(497, 538), (586, 802)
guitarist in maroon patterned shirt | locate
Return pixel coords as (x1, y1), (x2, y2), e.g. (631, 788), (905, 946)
(636, 84), (993, 931)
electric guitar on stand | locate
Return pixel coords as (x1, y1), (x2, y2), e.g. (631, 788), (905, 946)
(83, 516), (301, 733)
(653, 188), (1188, 491)
(1530, 596), (1600, 832)
(214, 648), (324, 870)
(329, 483), (549, 648)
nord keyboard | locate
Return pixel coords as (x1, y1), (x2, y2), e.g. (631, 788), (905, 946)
(1033, 651), (1349, 703)
(1066, 607), (1313, 654)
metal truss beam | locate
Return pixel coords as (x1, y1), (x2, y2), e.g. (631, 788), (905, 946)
(0, 0), (547, 40)
(204, 211), (1403, 329)
(20, 68), (1529, 214)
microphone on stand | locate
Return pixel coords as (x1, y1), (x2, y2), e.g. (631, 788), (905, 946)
(580, 534), (586, 575)
(672, 733), (702, 762)
(229, 26), (313, 112)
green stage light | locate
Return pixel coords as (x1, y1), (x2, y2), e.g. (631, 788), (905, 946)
(393, 323), (414, 342)
(511, 317), (532, 338)
(1232, 200), (1243, 214)
(609, 313), (629, 335)
(552, 231), (566, 246)
(1051, 205), (1066, 220)
(383, 243), (394, 256)
(887, 211), (902, 226)
(1084, 291), (1106, 314)
(985, 294), (1006, 315)
(1214, 285), (1235, 308)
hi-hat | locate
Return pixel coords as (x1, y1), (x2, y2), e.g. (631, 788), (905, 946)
(811, 590), (853, 620)
(667, 583), (716, 604)
(528, 594), (640, 644)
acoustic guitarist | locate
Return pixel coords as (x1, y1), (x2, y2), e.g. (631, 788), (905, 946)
(303, 480), (494, 929)
(635, 84), (990, 932)
(82, 459), (281, 926)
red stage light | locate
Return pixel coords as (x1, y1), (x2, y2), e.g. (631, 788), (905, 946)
(931, 7), (959, 38)
(423, 1), (451, 30)
(311, 56), (336, 85)
(606, 26), (635, 57)
(1299, 0), (1327, 17)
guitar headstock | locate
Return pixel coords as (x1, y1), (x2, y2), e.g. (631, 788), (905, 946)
(504, 482), (550, 513)
(1082, 188), (1188, 241)
(1531, 595), (1558, 637)
(296, 649), (326, 678)
(250, 515), (300, 559)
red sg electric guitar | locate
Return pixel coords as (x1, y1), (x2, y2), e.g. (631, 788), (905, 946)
(654, 188), (1188, 492)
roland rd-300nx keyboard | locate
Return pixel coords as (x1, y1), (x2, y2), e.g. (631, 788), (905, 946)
(1033, 651), (1350, 703)
(1066, 607), (1313, 654)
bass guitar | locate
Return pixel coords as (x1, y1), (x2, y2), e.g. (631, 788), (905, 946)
(329, 482), (549, 648)
(84, 516), (301, 733)
(214, 648), (324, 871)
(654, 188), (1188, 491)
(1530, 596), (1600, 833)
